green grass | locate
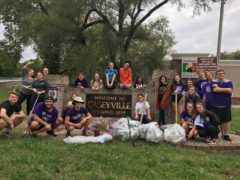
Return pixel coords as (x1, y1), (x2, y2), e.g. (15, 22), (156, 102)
(1, 86), (240, 179)
(0, 137), (240, 180)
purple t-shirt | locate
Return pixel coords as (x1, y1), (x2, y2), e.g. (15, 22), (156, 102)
(172, 83), (185, 100)
(209, 79), (233, 107)
(181, 110), (194, 123)
(74, 78), (88, 88)
(202, 81), (213, 107)
(65, 107), (88, 123)
(32, 102), (58, 126)
(194, 79), (208, 99)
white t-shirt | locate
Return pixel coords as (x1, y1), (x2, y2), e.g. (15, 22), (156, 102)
(135, 101), (150, 115)
(194, 115), (204, 127)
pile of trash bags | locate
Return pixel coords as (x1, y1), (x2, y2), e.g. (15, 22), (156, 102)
(63, 118), (186, 144)
(113, 118), (186, 144)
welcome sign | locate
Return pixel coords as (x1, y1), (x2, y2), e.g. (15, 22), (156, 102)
(86, 94), (132, 117)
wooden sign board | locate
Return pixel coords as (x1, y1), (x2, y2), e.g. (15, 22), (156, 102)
(86, 94), (132, 117)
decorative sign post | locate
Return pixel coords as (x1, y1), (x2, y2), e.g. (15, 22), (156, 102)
(181, 59), (198, 78)
(86, 94), (132, 117)
(197, 57), (218, 73)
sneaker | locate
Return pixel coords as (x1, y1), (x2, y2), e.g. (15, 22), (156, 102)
(47, 130), (57, 137)
(223, 135), (232, 141)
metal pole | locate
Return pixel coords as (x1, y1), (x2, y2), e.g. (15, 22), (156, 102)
(216, 0), (225, 69)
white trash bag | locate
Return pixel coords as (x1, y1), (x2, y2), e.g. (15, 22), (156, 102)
(63, 134), (112, 144)
(163, 123), (186, 144)
(113, 118), (140, 141)
(146, 126), (164, 143)
(138, 122), (158, 139)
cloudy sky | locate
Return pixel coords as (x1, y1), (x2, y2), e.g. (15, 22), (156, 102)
(0, 0), (239, 62)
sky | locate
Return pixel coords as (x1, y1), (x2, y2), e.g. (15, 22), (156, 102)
(0, 0), (239, 62)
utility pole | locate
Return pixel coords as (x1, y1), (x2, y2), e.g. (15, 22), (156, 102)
(216, 0), (225, 69)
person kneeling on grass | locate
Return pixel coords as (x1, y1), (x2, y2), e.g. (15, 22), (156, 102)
(29, 95), (62, 137)
(181, 102), (196, 136)
(65, 96), (92, 137)
(188, 102), (220, 143)
(0, 90), (25, 137)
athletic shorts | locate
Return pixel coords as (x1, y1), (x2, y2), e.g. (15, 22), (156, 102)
(171, 95), (182, 103)
(208, 106), (231, 123)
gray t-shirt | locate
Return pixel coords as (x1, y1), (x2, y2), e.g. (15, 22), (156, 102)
(20, 76), (35, 95)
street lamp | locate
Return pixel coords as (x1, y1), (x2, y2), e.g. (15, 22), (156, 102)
(216, 0), (226, 69)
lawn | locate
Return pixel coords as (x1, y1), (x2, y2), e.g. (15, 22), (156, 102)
(0, 86), (240, 179)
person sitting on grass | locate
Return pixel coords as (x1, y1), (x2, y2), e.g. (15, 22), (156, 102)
(181, 102), (196, 136)
(134, 93), (151, 124)
(119, 61), (132, 89)
(29, 95), (62, 137)
(0, 90), (25, 137)
(90, 73), (103, 91)
(65, 96), (92, 137)
(188, 102), (220, 143)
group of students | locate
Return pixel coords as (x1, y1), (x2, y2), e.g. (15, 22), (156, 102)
(74, 61), (145, 90)
(0, 89), (92, 137)
(0, 63), (234, 142)
(156, 69), (233, 142)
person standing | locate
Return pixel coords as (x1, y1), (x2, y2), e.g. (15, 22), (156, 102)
(194, 70), (207, 99)
(119, 61), (132, 89)
(170, 74), (185, 118)
(42, 67), (49, 80)
(202, 71), (214, 109)
(18, 68), (35, 115)
(156, 76), (171, 125)
(30, 72), (49, 110)
(134, 93), (151, 124)
(0, 91), (25, 136)
(208, 69), (233, 141)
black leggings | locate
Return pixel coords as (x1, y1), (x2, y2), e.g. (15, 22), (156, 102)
(17, 92), (32, 115)
(197, 125), (219, 138)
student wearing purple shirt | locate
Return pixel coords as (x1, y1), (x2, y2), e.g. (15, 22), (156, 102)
(74, 73), (88, 90)
(194, 70), (207, 99)
(65, 96), (92, 137)
(181, 102), (196, 136)
(188, 102), (220, 143)
(208, 69), (233, 141)
(171, 74), (185, 117)
(202, 71), (214, 109)
(29, 95), (62, 137)
(184, 79), (194, 92)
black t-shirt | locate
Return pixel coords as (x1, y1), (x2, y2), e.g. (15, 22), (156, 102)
(0, 100), (22, 117)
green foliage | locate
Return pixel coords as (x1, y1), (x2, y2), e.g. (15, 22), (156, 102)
(0, 0), (221, 78)
(221, 50), (240, 60)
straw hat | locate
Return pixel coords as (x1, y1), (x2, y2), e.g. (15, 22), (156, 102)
(73, 96), (85, 104)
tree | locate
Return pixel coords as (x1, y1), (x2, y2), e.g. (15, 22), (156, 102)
(220, 50), (240, 60)
(87, 0), (215, 64)
(0, 0), (220, 76)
